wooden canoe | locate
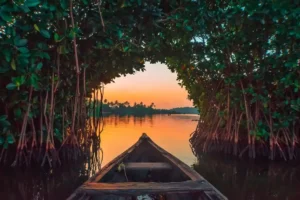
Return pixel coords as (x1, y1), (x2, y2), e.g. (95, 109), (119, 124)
(67, 133), (227, 200)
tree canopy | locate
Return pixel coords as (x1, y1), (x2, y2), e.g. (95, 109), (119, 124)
(166, 0), (300, 160)
(0, 0), (299, 165)
(0, 0), (195, 166)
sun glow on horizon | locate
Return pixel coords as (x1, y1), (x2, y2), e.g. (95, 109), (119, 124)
(102, 62), (193, 109)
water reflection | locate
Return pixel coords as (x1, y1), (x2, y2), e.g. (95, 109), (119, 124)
(2, 114), (299, 200)
(0, 148), (102, 200)
(100, 114), (199, 166)
(0, 114), (198, 200)
(0, 166), (86, 200)
(192, 155), (300, 200)
(103, 114), (154, 127)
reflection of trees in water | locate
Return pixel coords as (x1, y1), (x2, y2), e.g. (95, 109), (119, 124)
(103, 115), (154, 127)
(0, 146), (103, 200)
(133, 115), (153, 126)
(192, 155), (300, 200)
(0, 117), (104, 200)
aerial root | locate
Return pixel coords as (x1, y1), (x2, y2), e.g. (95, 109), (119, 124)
(11, 146), (29, 167)
(41, 142), (61, 167)
(0, 148), (8, 164)
(60, 134), (82, 161)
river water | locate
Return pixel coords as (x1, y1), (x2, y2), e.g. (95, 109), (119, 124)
(0, 114), (299, 200)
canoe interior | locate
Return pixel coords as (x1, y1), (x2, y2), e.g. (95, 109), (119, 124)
(100, 140), (191, 183)
(68, 134), (227, 200)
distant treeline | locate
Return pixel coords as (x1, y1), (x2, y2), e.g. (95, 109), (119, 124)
(88, 100), (199, 117)
(170, 107), (199, 114)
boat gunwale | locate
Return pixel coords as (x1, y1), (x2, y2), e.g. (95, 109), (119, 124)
(66, 134), (146, 200)
(145, 136), (228, 200)
(67, 133), (228, 200)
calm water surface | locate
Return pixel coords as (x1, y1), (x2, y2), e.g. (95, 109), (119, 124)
(100, 114), (198, 166)
(0, 114), (299, 200)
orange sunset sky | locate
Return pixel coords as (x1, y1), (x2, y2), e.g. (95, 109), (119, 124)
(103, 62), (193, 109)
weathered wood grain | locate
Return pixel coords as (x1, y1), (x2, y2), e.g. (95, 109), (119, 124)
(124, 162), (172, 170)
(146, 137), (227, 200)
(79, 180), (212, 196)
(67, 133), (228, 200)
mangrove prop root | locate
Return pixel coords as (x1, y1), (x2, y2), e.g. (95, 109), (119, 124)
(190, 101), (300, 161)
(11, 87), (33, 167)
(41, 142), (61, 167)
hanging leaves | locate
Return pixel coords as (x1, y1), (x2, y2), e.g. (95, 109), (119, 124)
(10, 59), (16, 70)
(14, 38), (28, 47)
(0, 115), (11, 127)
(25, 0), (41, 7)
(40, 29), (51, 38)
(34, 24), (40, 32)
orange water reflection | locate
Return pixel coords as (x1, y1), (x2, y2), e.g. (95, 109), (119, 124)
(100, 114), (199, 166)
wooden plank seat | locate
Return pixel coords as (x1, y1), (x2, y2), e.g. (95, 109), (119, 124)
(124, 162), (172, 170)
(79, 180), (212, 196)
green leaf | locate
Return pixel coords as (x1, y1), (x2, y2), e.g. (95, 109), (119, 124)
(18, 47), (29, 53)
(15, 39), (28, 47)
(12, 76), (25, 90)
(105, 38), (113, 46)
(68, 30), (76, 39)
(6, 83), (16, 90)
(20, 5), (30, 13)
(36, 62), (43, 70)
(43, 52), (50, 59)
(0, 115), (7, 121)
(60, 0), (68, 9)
(185, 26), (193, 31)
(30, 73), (39, 89)
(34, 24), (40, 32)
(0, 11), (12, 22)
(3, 50), (11, 62)
(25, 0), (41, 7)
(28, 112), (33, 119)
(11, 59), (16, 70)
(54, 33), (59, 42)
(6, 134), (14, 144)
(117, 30), (123, 39)
(123, 46), (129, 52)
(285, 62), (297, 68)
(37, 42), (48, 50)
(49, 5), (56, 11)
(0, 115), (11, 127)
(14, 108), (22, 118)
(40, 29), (51, 38)
(19, 76), (26, 85)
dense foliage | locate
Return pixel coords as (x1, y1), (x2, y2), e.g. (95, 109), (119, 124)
(166, 0), (300, 160)
(0, 0), (299, 165)
(0, 0), (192, 166)
(170, 107), (199, 114)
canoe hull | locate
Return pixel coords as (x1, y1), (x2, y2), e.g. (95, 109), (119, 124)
(68, 133), (227, 200)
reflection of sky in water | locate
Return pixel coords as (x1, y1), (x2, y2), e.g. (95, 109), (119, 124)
(1, 114), (299, 200)
(100, 114), (199, 166)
